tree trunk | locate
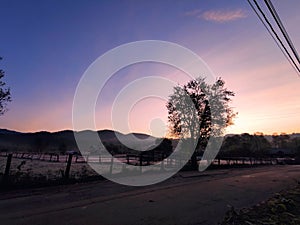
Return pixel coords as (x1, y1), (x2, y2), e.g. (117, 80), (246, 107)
(191, 152), (198, 170)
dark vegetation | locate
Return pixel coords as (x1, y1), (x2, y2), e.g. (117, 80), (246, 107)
(0, 129), (78, 153)
(220, 184), (300, 225)
(219, 132), (300, 159)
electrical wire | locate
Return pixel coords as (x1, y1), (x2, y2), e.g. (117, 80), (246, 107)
(264, 0), (300, 65)
(252, 0), (300, 73)
(247, 0), (300, 75)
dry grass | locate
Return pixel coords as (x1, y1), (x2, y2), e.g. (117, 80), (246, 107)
(220, 184), (300, 225)
(0, 157), (100, 188)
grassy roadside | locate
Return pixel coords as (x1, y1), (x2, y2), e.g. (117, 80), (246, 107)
(220, 183), (300, 225)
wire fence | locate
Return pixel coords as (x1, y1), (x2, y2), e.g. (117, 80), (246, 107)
(0, 151), (291, 188)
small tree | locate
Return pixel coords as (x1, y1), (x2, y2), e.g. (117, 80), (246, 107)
(0, 57), (11, 115)
(167, 77), (236, 170)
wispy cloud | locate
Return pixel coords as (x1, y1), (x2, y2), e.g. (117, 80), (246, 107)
(184, 9), (248, 23)
(202, 9), (247, 23)
(184, 9), (202, 17)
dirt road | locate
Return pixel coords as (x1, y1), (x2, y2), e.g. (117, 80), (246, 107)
(1, 165), (299, 225)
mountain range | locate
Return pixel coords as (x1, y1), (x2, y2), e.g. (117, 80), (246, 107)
(0, 129), (156, 153)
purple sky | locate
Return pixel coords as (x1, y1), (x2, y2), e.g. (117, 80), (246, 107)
(0, 0), (300, 135)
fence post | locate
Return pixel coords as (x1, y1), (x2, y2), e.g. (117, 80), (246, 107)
(161, 152), (165, 171)
(139, 153), (143, 167)
(109, 156), (114, 174)
(64, 154), (73, 179)
(3, 153), (13, 183)
(139, 153), (143, 173)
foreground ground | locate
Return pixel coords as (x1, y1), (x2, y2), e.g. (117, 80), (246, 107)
(0, 165), (300, 225)
(220, 183), (300, 224)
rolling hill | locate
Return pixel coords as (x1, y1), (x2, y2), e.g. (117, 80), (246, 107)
(0, 129), (157, 153)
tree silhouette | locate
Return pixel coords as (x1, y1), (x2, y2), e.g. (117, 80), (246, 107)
(272, 132), (290, 149)
(167, 77), (236, 169)
(221, 133), (271, 157)
(0, 57), (11, 115)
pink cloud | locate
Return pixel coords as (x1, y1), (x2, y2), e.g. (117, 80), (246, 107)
(202, 9), (248, 23)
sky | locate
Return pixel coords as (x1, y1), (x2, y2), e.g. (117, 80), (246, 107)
(0, 0), (300, 136)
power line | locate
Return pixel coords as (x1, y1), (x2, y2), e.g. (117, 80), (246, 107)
(247, 0), (300, 75)
(251, 0), (300, 73)
(264, 0), (300, 65)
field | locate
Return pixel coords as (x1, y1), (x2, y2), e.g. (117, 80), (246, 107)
(0, 155), (99, 187)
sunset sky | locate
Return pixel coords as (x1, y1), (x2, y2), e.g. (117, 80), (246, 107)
(0, 0), (300, 136)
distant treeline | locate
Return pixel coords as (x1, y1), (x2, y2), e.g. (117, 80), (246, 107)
(0, 129), (77, 153)
(218, 133), (300, 158)
(1, 129), (300, 159)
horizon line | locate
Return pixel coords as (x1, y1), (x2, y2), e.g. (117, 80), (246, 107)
(1, 127), (300, 137)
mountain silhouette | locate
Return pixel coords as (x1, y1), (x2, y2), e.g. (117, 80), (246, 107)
(0, 129), (158, 153)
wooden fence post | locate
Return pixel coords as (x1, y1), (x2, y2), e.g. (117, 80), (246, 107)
(139, 153), (143, 173)
(109, 156), (114, 174)
(3, 153), (13, 183)
(64, 154), (73, 179)
(139, 153), (143, 167)
(161, 152), (165, 171)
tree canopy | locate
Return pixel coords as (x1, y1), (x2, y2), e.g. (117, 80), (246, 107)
(166, 77), (236, 169)
(220, 133), (271, 157)
(0, 57), (11, 115)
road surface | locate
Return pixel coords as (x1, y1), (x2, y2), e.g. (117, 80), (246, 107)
(0, 165), (300, 225)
